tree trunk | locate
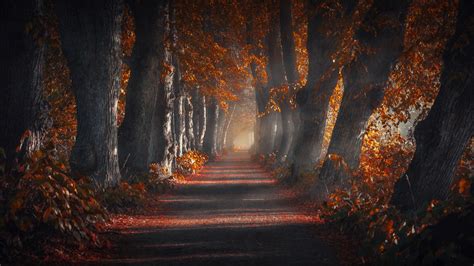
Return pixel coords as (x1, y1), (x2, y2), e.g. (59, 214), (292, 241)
(203, 98), (219, 158)
(222, 104), (236, 150)
(216, 105), (228, 153)
(266, 11), (285, 157)
(118, 0), (165, 176)
(147, 1), (175, 177)
(278, 0), (301, 164)
(314, 0), (411, 199)
(185, 91), (195, 151)
(194, 92), (207, 151)
(391, 0), (474, 211)
(279, 0), (298, 85)
(173, 72), (186, 157)
(56, 0), (123, 187)
(291, 0), (355, 179)
(246, 14), (267, 155)
(0, 0), (49, 170)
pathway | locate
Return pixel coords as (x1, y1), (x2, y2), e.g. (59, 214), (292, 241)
(96, 151), (340, 265)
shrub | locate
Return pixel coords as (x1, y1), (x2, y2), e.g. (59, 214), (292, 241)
(319, 172), (473, 264)
(176, 150), (208, 174)
(0, 147), (108, 261)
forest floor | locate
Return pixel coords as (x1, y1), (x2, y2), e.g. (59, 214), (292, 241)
(79, 151), (352, 265)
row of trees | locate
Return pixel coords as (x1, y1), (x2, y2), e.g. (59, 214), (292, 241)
(1, 0), (247, 188)
(1, 0), (472, 212)
(251, 0), (473, 212)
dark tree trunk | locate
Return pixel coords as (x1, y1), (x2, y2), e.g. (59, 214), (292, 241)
(279, 0), (298, 85)
(216, 104), (230, 153)
(278, 0), (300, 164)
(255, 87), (269, 154)
(118, 0), (165, 176)
(266, 12), (285, 156)
(314, 0), (411, 199)
(191, 90), (201, 150)
(291, 0), (355, 178)
(56, 0), (123, 187)
(193, 91), (207, 151)
(246, 14), (268, 155)
(222, 104), (236, 150)
(148, 2), (175, 176)
(391, 0), (474, 211)
(0, 0), (49, 170)
(203, 98), (219, 158)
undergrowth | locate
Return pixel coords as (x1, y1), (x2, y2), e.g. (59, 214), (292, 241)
(0, 146), (107, 262)
(0, 146), (209, 262)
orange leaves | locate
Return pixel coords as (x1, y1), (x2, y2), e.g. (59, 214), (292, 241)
(174, 0), (250, 105)
(176, 150), (208, 174)
(0, 145), (109, 253)
(121, 5), (136, 58)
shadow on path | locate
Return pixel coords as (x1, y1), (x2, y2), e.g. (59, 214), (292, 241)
(93, 152), (340, 265)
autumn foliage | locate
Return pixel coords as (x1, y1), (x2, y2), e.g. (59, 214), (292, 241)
(0, 146), (107, 260)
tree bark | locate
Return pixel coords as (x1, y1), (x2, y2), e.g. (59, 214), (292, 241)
(278, 0), (300, 164)
(148, 2), (175, 177)
(173, 57), (186, 157)
(222, 104), (236, 150)
(193, 91), (207, 151)
(0, 0), (49, 170)
(266, 11), (285, 157)
(203, 98), (219, 158)
(118, 0), (165, 176)
(56, 0), (123, 187)
(185, 90), (195, 151)
(216, 104), (229, 153)
(314, 0), (411, 199)
(391, 0), (474, 211)
(291, 0), (355, 179)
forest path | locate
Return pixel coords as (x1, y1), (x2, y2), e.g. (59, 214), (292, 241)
(96, 151), (340, 265)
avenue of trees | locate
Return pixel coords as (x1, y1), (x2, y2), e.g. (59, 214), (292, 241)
(0, 0), (472, 263)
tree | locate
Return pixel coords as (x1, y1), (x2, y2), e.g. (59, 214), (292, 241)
(0, 0), (49, 170)
(173, 54), (186, 157)
(118, 0), (166, 176)
(391, 0), (474, 211)
(291, 0), (355, 178)
(277, 0), (299, 163)
(56, 0), (123, 187)
(265, 7), (286, 156)
(192, 89), (207, 151)
(313, 0), (411, 199)
(148, 1), (176, 176)
(203, 97), (220, 158)
(184, 90), (195, 151)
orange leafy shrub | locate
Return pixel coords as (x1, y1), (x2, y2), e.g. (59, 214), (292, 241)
(319, 139), (473, 264)
(320, 176), (473, 264)
(176, 150), (208, 174)
(0, 146), (108, 261)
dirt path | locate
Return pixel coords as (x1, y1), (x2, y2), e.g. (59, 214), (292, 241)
(96, 151), (340, 265)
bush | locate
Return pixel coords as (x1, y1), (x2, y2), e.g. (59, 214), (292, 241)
(319, 173), (473, 264)
(0, 147), (108, 261)
(176, 150), (208, 174)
